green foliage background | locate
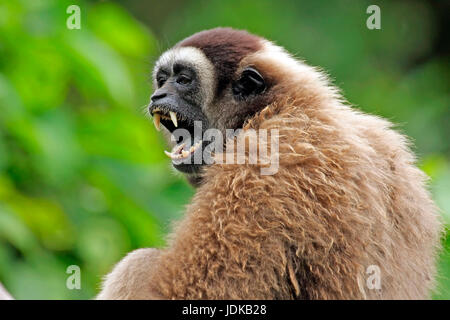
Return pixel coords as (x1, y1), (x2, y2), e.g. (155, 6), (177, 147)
(0, 0), (448, 299)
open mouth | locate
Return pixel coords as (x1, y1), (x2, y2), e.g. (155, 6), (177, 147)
(163, 140), (202, 161)
(151, 107), (180, 133)
(149, 105), (205, 173)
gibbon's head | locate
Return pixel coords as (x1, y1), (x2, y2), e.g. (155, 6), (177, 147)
(149, 28), (333, 183)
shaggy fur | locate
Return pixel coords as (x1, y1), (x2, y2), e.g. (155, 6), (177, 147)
(98, 28), (442, 300)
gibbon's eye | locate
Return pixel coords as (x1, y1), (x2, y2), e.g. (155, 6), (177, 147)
(232, 67), (266, 99)
(157, 73), (168, 87)
(176, 74), (192, 85)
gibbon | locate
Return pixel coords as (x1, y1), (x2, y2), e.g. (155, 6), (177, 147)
(97, 28), (442, 300)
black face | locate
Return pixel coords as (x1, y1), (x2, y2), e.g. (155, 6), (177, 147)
(149, 62), (208, 175)
(149, 61), (267, 183)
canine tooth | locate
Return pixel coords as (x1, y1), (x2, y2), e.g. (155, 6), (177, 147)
(164, 150), (172, 157)
(170, 111), (178, 127)
(151, 107), (160, 114)
(181, 150), (189, 157)
(191, 141), (202, 151)
(153, 113), (161, 131)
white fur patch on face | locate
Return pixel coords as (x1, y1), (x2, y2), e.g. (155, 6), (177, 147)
(153, 47), (216, 108)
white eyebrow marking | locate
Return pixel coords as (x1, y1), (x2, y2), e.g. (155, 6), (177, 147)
(153, 47), (217, 108)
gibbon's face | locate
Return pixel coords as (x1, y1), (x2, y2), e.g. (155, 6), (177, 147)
(149, 28), (275, 181)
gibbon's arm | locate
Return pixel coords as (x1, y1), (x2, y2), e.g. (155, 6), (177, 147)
(97, 248), (162, 299)
(100, 168), (296, 299)
(0, 283), (13, 300)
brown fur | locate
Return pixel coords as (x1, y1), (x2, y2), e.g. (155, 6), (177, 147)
(98, 29), (442, 300)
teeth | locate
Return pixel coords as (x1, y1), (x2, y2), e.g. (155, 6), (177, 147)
(191, 141), (201, 152)
(169, 111), (178, 127)
(173, 143), (186, 154)
(164, 143), (185, 159)
(153, 113), (161, 131)
(164, 150), (183, 160)
(163, 141), (202, 161)
(164, 150), (180, 159)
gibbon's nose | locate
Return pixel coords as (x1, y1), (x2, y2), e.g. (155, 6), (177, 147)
(150, 90), (168, 102)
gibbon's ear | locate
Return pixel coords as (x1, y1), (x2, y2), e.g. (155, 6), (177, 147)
(232, 67), (266, 99)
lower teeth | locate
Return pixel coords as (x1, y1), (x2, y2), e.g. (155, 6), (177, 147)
(164, 141), (202, 160)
